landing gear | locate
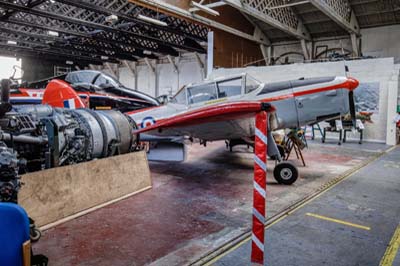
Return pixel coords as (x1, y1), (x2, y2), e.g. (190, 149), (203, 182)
(273, 162), (298, 185)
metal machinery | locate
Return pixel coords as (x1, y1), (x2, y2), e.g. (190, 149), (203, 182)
(0, 78), (139, 241)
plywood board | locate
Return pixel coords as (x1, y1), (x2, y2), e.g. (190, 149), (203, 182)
(19, 151), (152, 227)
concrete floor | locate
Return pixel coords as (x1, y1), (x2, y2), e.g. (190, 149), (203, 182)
(32, 140), (391, 266)
(213, 145), (400, 266)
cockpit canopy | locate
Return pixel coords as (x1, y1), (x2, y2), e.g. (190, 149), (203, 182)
(171, 74), (261, 105)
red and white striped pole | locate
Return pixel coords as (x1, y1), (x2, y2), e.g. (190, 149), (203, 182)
(251, 105), (269, 265)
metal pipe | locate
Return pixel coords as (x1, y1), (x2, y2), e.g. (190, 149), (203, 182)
(0, 133), (48, 145)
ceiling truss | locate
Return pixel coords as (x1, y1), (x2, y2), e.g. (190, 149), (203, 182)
(0, 0), (208, 65)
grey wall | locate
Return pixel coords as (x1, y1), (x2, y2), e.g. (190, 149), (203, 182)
(271, 24), (400, 64)
(361, 25), (400, 63)
(117, 53), (205, 97)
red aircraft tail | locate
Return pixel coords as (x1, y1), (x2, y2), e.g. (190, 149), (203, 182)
(42, 79), (86, 109)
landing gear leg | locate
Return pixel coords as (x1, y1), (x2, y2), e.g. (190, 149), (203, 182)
(267, 131), (299, 185)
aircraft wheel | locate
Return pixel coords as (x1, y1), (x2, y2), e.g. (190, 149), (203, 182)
(273, 163), (298, 185)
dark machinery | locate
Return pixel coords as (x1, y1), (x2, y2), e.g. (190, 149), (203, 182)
(1, 77), (139, 171)
(0, 78), (139, 245)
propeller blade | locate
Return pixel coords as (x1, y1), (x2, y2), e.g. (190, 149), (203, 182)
(349, 91), (357, 128)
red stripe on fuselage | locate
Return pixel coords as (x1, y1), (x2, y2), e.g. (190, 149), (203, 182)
(132, 77), (358, 132)
(261, 78), (358, 102)
(135, 102), (274, 134)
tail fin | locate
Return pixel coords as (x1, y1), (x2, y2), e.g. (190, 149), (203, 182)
(42, 80), (86, 109)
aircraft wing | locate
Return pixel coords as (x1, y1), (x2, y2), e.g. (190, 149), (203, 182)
(134, 101), (273, 141)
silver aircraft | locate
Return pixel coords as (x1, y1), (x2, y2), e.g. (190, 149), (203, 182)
(127, 73), (359, 185)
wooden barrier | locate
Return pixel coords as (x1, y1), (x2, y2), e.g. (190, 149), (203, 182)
(19, 151), (152, 228)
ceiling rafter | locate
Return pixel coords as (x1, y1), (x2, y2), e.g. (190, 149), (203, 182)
(308, 0), (360, 34)
(0, 0), (209, 64)
(222, 0), (312, 41)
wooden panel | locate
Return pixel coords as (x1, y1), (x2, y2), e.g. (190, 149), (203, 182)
(131, 0), (265, 68)
(158, 0), (191, 10)
(22, 241), (31, 266)
(19, 151), (152, 227)
(214, 29), (264, 68)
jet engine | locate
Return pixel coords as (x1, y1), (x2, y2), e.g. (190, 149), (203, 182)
(0, 79), (138, 172)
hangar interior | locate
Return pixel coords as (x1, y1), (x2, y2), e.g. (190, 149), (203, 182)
(0, 1), (400, 266)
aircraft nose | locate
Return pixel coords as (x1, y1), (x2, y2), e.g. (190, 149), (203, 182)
(347, 77), (359, 90)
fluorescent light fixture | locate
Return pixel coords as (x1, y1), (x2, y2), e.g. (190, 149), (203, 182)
(190, 1), (220, 16)
(143, 50), (152, 55)
(7, 40), (17, 45)
(137, 14), (167, 27)
(66, 60), (74, 65)
(47, 30), (59, 37)
(101, 56), (109, 60)
(105, 14), (119, 24)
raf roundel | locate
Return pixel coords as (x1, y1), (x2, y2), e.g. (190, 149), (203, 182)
(141, 116), (156, 128)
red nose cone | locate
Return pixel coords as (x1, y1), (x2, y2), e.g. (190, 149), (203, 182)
(348, 77), (359, 91)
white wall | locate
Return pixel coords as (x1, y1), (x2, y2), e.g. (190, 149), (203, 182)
(117, 54), (205, 97)
(361, 25), (400, 62)
(270, 25), (400, 64)
(210, 58), (400, 145)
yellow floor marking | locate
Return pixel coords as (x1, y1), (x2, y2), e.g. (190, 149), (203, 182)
(380, 224), (400, 266)
(306, 213), (371, 231)
(194, 146), (397, 266)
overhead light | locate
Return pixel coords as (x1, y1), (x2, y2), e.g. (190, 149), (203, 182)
(190, 1), (220, 16)
(105, 14), (119, 24)
(47, 30), (59, 37)
(143, 50), (152, 55)
(101, 56), (109, 60)
(137, 14), (167, 27)
(66, 60), (74, 65)
(7, 40), (17, 45)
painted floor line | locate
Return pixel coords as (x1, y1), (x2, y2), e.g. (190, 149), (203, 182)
(380, 224), (400, 266)
(191, 146), (397, 266)
(305, 212), (371, 231)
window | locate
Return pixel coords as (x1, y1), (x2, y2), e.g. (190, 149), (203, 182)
(187, 83), (217, 104)
(245, 75), (261, 93)
(171, 88), (187, 105)
(93, 74), (119, 88)
(217, 78), (242, 98)
(66, 71), (98, 84)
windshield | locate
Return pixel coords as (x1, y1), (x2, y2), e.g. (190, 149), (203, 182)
(245, 75), (261, 93)
(65, 71), (122, 87)
(65, 71), (98, 84)
(217, 77), (242, 98)
(170, 87), (187, 105)
(94, 73), (121, 88)
(187, 83), (217, 104)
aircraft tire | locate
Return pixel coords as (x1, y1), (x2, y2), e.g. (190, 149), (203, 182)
(273, 162), (298, 185)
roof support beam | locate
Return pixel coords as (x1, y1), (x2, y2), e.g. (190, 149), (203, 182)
(130, 0), (270, 46)
(222, 0), (311, 40)
(167, 55), (179, 73)
(300, 39), (310, 60)
(308, 0), (360, 35)
(105, 62), (118, 78)
(122, 60), (137, 77)
(0, 1), (184, 55)
(144, 58), (155, 74)
(350, 33), (360, 57)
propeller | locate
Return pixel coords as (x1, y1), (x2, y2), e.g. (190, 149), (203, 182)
(344, 64), (358, 129)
